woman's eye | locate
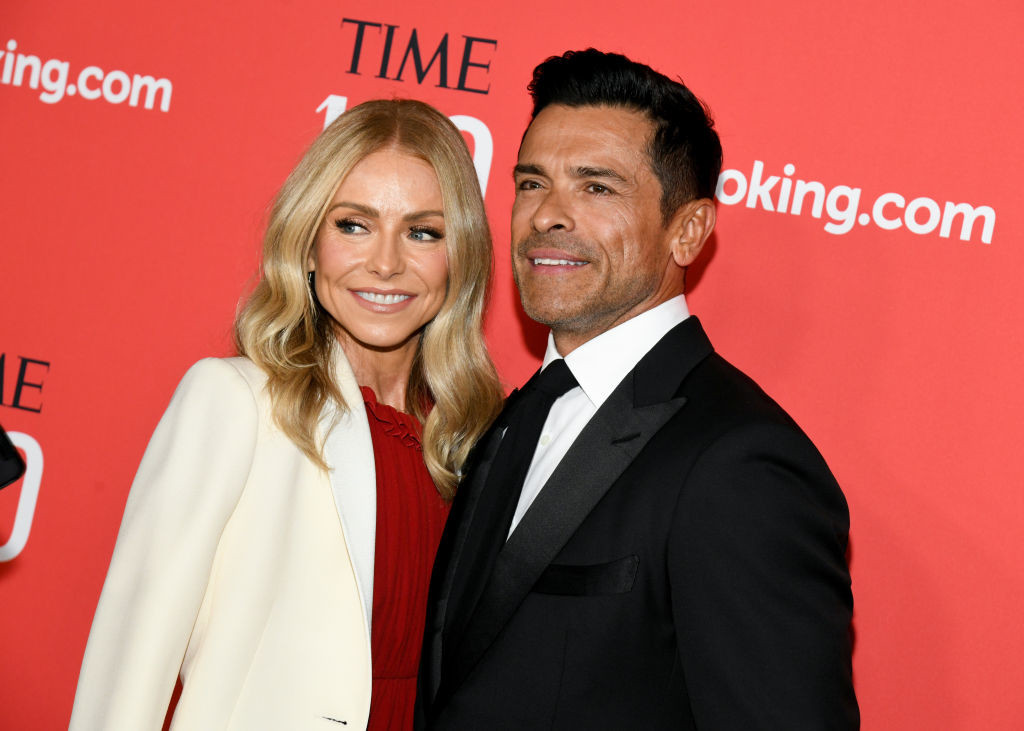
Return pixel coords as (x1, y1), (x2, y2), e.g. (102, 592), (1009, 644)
(409, 227), (444, 242)
(334, 218), (367, 234)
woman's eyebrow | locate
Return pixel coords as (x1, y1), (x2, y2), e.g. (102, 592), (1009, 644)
(404, 210), (445, 222)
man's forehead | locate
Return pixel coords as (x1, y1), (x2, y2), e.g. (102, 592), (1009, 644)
(517, 104), (654, 173)
(524, 104), (652, 139)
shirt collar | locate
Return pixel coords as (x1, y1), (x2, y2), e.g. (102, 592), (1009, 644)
(541, 294), (690, 409)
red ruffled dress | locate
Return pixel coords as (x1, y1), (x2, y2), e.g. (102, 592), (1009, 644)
(361, 387), (450, 730)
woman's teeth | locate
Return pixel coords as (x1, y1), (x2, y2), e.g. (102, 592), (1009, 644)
(356, 291), (411, 304)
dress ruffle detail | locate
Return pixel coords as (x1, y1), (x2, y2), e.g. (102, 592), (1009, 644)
(360, 386), (422, 448)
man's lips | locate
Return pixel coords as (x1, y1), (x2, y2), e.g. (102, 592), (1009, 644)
(532, 257), (586, 266)
(525, 248), (588, 268)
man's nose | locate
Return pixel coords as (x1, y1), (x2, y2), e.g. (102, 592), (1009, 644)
(531, 188), (575, 233)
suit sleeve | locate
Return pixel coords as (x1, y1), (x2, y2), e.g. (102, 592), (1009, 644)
(70, 358), (259, 730)
(668, 422), (859, 730)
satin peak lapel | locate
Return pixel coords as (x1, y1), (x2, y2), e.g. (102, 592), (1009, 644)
(426, 386), (526, 701)
(442, 373), (686, 695)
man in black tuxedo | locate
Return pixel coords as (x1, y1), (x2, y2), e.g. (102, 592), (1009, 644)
(418, 49), (858, 729)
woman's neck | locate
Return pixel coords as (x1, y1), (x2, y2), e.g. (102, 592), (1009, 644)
(337, 335), (418, 412)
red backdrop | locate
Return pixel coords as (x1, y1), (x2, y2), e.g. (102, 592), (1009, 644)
(2, 1), (1022, 728)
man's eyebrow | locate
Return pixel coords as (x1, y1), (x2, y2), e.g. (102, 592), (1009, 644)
(513, 163), (546, 177)
(571, 165), (627, 183)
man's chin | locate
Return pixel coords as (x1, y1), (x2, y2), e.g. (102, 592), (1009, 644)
(520, 298), (589, 331)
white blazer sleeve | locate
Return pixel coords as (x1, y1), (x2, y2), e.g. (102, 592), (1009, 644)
(70, 358), (259, 730)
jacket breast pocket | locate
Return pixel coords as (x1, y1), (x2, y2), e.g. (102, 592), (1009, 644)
(530, 554), (639, 596)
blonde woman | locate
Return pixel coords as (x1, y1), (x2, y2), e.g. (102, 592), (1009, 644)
(70, 99), (503, 730)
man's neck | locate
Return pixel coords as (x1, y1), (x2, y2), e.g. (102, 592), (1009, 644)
(551, 293), (685, 356)
(542, 294), (690, 410)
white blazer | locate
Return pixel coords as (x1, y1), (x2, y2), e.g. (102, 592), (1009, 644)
(70, 355), (377, 730)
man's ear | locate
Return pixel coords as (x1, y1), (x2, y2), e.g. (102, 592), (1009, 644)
(668, 198), (716, 268)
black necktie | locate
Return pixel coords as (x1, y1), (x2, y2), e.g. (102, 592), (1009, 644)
(449, 359), (579, 636)
(487, 358), (579, 534)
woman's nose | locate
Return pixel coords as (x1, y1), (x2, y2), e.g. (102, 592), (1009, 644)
(365, 235), (404, 278)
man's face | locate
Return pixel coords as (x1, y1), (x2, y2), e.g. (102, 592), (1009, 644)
(511, 104), (682, 354)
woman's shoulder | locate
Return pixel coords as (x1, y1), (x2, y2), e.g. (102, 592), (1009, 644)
(177, 356), (266, 390)
(169, 357), (270, 418)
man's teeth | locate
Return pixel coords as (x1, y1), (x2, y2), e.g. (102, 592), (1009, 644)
(356, 292), (411, 305)
(532, 257), (585, 266)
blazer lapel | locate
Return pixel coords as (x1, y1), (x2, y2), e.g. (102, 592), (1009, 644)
(321, 348), (377, 642)
(435, 384), (535, 643)
(437, 317), (715, 701)
(422, 386), (526, 703)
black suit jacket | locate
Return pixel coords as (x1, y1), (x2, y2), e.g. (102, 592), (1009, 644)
(418, 317), (858, 729)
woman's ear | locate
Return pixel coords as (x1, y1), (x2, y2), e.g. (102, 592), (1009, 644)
(668, 198), (716, 268)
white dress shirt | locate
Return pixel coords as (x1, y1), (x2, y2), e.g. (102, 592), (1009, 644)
(508, 295), (691, 535)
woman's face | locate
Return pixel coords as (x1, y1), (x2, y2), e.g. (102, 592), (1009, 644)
(309, 148), (449, 360)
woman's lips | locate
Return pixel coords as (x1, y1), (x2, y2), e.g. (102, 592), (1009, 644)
(355, 291), (411, 305)
(349, 289), (415, 311)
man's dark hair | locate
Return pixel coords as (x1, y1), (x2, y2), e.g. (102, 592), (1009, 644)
(527, 49), (723, 224)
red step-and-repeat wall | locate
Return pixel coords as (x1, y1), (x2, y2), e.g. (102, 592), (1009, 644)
(2, 1), (1022, 728)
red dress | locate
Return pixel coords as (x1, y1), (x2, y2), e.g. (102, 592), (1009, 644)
(361, 387), (450, 730)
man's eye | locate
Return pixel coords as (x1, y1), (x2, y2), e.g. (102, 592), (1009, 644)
(585, 183), (611, 195)
(517, 179), (542, 191)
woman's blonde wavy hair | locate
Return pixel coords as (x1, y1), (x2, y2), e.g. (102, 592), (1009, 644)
(234, 99), (503, 498)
